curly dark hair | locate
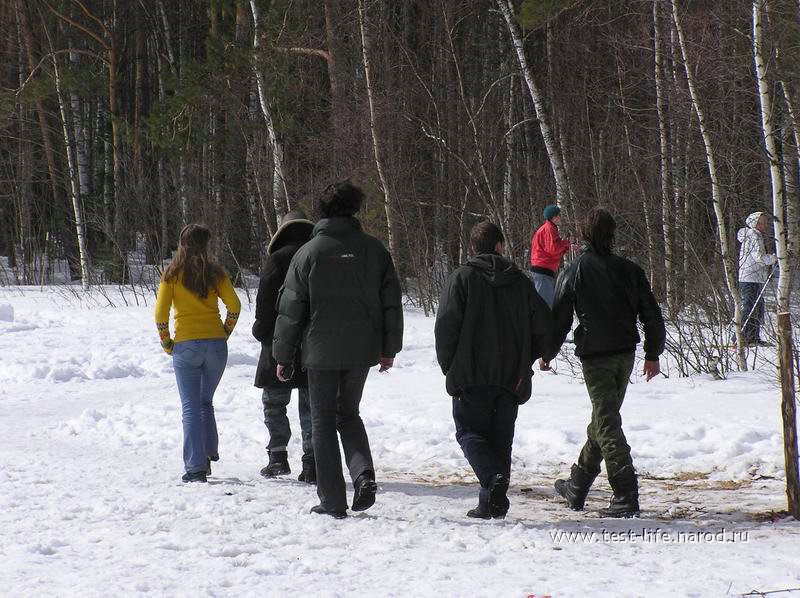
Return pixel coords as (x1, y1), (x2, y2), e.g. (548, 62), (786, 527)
(470, 221), (505, 255)
(581, 207), (616, 255)
(318, 180), (364, 218)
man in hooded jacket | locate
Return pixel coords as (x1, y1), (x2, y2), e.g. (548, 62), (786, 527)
(273, 181), (403, 519)
(435, 222), (552, 519)
(253, 210), (316, 482)
(737, 211), (776, 346)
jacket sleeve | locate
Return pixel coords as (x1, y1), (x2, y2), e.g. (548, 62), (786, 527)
(528, 286), (553, 361)
(543, 267), (574, 361)
(380, 250), (404, 358)
(636, 267), (666, 361)
(252, 256), (282, 343)
(434, 272), (465, 374)
(272, 254), (310, 365)
(544, 225), (571, 258)
(217, 274), (242, 335)
(154, 280), (174, 351)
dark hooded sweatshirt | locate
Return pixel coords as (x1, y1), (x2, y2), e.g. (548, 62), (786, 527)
(434, 253), (552, 404)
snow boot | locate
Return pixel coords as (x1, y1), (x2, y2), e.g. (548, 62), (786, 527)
(206, 458), (212, 476)
(599, 465), (640, 518)
(467, 492), (491, 520)
(352, 472), (377, 512)
(310, 504), (347, 519)
(297, 455), (316, 484)
(260, 450), (290, 478)
(554, 464), (597, 511)
(487, 473), (510, 519)
(182, 471), (207, 483)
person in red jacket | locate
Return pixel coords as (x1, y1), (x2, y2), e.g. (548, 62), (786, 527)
(530, 204), (571, 307)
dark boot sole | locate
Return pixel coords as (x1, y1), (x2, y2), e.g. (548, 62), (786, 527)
(599, 508), (640, 518)
(310, 505), (347, 519)
(260, 465), (291, 479)
(467, 508), (492, 520)
(181, 473), (207, 483)
(554, 479), (586, 511)
(352, 480), (378, 512)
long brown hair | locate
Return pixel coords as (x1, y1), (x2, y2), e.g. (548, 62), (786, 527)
(581, 207), (616, 256)
(163, 224), (224, 298)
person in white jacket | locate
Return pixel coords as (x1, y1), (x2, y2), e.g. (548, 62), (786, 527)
(737, 211), (776, 346)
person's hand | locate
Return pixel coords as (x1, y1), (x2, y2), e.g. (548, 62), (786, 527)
(643, 360), (660, 382)
(379, 357), (394, 372)
(161, 338), (174, 355)
(277, 364), (294, 382)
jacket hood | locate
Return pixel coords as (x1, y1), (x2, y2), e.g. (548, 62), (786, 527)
(466, 254), (521, 287)
(737, 212), (764, 243)
(268, 210), (314, 254)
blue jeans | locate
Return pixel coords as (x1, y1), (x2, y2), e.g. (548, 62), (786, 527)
(261, 387), (313, 460)
(531, 271), (556, 308)
(173, 339), (228, 473)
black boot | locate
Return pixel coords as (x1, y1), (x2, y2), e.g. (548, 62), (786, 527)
(352, 472), (377, 512)
(297, 455), (316, 484)
(310, 504), (347, 519)
(467, 492), (491, 520)
(260, 450), (290, 478)
(487, 473), (510, 519)
(181, 471), (207, 483)
(599, 465), (640, 518)
(554, 464), (598, 511)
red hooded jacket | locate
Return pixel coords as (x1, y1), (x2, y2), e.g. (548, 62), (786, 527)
(530, 220), (570, 274)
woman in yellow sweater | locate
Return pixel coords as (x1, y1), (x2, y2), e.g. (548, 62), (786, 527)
(155, 224), (241, 483)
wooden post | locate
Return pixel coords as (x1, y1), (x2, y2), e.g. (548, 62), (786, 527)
(778, 312), (800, 519)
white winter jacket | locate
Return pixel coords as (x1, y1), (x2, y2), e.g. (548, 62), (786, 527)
(737, 211), (776, 284)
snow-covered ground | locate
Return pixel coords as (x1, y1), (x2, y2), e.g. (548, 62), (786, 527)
(1, 286), (798, 597)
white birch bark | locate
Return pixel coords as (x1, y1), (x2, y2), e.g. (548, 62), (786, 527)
(753, 0), (791, 311)
(654, 1), (674, 312)
(671, 0), (746, 369)
(249, 0), (290, 219)
(357, 0), (396, 256)
(53, 55), (90, 290)
(496, 0), (571, 206)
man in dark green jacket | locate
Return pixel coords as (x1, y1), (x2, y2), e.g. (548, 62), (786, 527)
(273, 181), (403, 519)
(435, 222), (552, 519)
(543, 207), (665, 518)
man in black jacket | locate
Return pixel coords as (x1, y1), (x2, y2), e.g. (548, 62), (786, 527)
(252, 210), (315, 482)
(435, 222), (552, 519)
(273, 181), (403, 519)
(543, 207), (665, 518)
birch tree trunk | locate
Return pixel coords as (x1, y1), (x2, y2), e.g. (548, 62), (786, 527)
(654, 0), (675, 313)
(69, 50), (91, 203)
(249, 0), (290, 220)
(503, 74), (514, 247)
(753, 0), (790, 309)
(671, 0), (747, 370)
(53, 54), (91, 290)
(496, 0), (571, 206)
(358, 0), (397, 256)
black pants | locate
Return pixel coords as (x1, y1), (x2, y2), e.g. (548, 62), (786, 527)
(452, 386), (519, 488)
(307, 367), (373, 512)
(740, 282), (765, 344)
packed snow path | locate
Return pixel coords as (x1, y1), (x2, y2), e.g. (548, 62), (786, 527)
(1, 287), (798, 597)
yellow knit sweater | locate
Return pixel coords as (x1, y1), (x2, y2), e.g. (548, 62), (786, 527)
(155, 273), (241, 346)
